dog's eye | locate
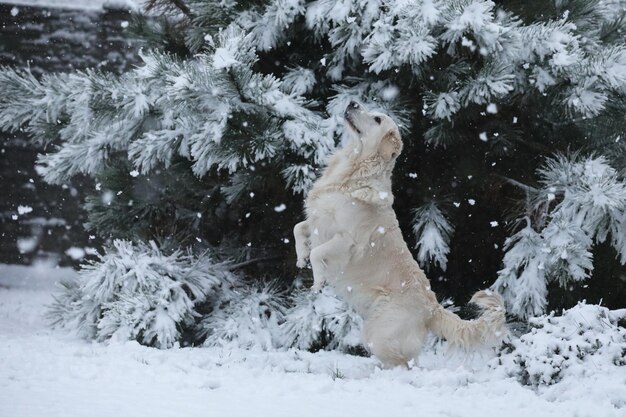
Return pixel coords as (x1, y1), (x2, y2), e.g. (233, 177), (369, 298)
(374, 116), (382, 124)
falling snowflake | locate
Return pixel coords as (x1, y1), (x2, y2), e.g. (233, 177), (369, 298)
(17, 205), (33, 215)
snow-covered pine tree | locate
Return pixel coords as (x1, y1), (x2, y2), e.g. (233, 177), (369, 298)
(2, 0), (626, 347)
(494, 154), (626, 318)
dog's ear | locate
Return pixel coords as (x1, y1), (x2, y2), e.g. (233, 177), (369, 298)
(379, 130), (402, 161)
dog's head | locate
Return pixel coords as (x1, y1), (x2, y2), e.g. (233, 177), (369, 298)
(344, 101), (403, 162)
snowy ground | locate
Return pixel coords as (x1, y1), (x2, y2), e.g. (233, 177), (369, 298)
(1, 263), (624, 417)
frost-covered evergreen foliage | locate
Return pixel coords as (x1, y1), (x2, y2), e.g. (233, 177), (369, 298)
(201, 283), (287, 350)
(3, 0), (626, 344)
(49, 239), (235, 348)
(495, 303), (626, 387)
(0, 29), (330, 192)
(281, 287), (363, 352)
(493, 220), (549, 319)
(199, 285), (363, 352)
(494, 154), (626, 318)
(412, 202), (454, 271)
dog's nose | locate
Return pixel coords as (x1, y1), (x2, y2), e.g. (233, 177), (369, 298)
(348, 101), (360, 109)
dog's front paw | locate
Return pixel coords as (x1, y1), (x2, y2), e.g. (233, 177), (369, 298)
(310, 282), (324, 293)
(350, 188), (372, 202)
(296, 258), (308, 269)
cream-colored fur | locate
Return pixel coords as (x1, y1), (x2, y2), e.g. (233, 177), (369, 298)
(293, 102), (506, 368)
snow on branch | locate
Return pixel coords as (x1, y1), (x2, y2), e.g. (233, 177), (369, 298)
(496, 303), (626, 387)
(412, 202), (454, 271)
(492, 219), (548, 319)
(49, 239), (234, 348)
(202, 283), (287, 350)
(0, 26), (331, 194)
(496, 154), (626, 318)
(241, 0), (305, 51)
(537, 154), (626, 259)
(281, 286), (363, 352)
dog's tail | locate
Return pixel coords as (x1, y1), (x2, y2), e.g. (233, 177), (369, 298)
(429, 290), (507, 349)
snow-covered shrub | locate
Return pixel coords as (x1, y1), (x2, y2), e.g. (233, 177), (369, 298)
(49, 239), (233, 348)
(494, 155), (626, 318)
(495, 303), (626, 387)
(201, 283), (287, 350)
(281, 287), (363, 352)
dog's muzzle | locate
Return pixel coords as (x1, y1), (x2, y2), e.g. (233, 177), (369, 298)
(345, 101), (360, 116)
(344, 101), (362, 133)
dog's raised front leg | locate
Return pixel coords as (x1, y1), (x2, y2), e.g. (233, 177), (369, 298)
(293, 221), (311, 268)
(350, 186), (394, 206)
(309, 233), (353, 292)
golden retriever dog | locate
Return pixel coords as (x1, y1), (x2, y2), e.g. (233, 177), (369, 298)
(293, 101), (506, 368)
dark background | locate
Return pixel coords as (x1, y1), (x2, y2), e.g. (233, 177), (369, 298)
(0, 3), (137, 265)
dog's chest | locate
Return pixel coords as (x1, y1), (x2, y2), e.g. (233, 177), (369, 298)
(306, 193), (368, 242)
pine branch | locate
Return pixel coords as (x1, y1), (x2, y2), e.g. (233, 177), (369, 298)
(598, 13), (626, 43)
(145, 0), (193, 19)
(495, 174), (536, 194)
(227, 255), (283, 270)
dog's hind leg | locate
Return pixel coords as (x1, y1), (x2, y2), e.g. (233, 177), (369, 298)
(294, 221), (311, 268)
(309, 233), (352, 292)
(364, 305), (428, 369)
